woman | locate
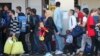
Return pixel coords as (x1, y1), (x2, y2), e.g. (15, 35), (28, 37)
(87, 9), (96, 56)
(43, 10), (58, 56)
(9, 10), (20, 38)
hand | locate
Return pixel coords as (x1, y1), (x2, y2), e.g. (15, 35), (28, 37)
(86, 31), (88, 34)
(30, 30), (33, 32)
(13, 33), (15, 36)
(56, 32), (60, 35)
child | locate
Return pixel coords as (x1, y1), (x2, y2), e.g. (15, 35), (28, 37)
(39, 22), (48, 41)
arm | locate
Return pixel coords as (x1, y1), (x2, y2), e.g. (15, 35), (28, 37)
(48, 17), (58, 32)
(69, 16), (77, 30)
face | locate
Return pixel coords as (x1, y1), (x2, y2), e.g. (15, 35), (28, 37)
(75, 7), (79, 13)
(68, 11), (72, 16)
(4, 6), (9, 11)
(9, 11), (12, 17)
(97, 9), (100, 15)
(45, 11), (47, 17)
(82, 11), (85, 16)
(40, 22), (44, 27)
(16, 8), (19, 13)
(26, 9), (30, 14)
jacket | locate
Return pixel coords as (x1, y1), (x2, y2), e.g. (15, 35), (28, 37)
(29, 15), (40, 31)
(53, 7), (63, 29)
(87, 15), (96, 37)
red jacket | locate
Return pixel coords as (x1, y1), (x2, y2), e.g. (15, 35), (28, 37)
(87, 15), (96, 37)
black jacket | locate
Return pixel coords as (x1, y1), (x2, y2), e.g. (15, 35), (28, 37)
(29, 15), (40, 31)
(44, 17), (58, 42)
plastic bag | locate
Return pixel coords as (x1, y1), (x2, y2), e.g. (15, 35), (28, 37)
(4, 37), (13, 54)
(11, 41), (24, 54)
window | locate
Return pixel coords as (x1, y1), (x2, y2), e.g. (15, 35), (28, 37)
(0, 3), (12, 10)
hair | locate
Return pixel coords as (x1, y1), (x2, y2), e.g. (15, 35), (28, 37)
(45, 10), (53, 17)
(70, 9), (75, 15)
(83, 8), (89, 15)
(56, 2), (61, 7)
(98, 8), (100, 10)
(26, 7), (31, 11)
(16, 6), (22, 11)
(31, 8), (36, 15)
(90, 9), (97, 14)
(10, 10), (15, 15)
(75, 5), (81, 11)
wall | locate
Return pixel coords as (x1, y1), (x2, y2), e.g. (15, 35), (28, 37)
(79, 0), (100, 10)
(55, 0), (74, 11)
(0, 0), (26, 13)
(28, 0), (42, 16)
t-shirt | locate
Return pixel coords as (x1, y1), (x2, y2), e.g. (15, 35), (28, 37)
(78, 11), (84, 24)
(83, 16), (87, 23)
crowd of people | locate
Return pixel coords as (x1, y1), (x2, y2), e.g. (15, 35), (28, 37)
(0, 1), (100, 56)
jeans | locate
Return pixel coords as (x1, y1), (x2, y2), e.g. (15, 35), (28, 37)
(44, 41), (51, 52)
(19, 32), (29, 53)
(30, 31), (40, 53)
(55, 28), (64, 51)
(80, 34), (92, 51)
(0, 32), (3, 54)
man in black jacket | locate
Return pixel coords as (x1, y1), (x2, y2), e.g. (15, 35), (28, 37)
(29, 8), (41, 55)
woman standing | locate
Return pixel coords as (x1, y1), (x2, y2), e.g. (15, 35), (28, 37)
(43, 10), (58, 56)
(9, 10), (20, 38)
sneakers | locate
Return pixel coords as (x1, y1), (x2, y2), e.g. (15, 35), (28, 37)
(55, 51), (63, 55)
(70, 52), (75, 56)
(44, 53), (53, 56)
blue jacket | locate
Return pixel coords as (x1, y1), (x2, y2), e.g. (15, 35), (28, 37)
(53, 7), (63, 29)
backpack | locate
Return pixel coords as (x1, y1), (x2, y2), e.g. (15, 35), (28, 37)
(84, 42), (93, 53)
(18, 16), (27, 32)
(66, 35), (73, 44)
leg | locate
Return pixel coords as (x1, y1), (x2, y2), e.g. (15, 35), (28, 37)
(19, 32), (29, 53)
(33, 31), (40, 54)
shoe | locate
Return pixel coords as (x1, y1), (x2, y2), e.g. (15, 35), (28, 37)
(70, 52), (75, 56)
(44, 53), (53, 56)
(55, 51), (63, 55)
(0, 54), (3, 56)
(76, 49), (81, 54)
(24, 53), (29, 55)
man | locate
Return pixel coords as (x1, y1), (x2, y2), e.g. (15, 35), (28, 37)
(75, 5), (84, 24)
(29, 8), (41, 55)
(16, 6), (29, 55)
(25, 7), (31, 53)
(53, 2), (64, 54)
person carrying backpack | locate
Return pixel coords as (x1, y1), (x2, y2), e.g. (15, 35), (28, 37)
(16, 6), (29, 55)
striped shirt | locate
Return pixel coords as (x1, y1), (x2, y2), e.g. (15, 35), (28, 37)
(10, 17), (20, 34)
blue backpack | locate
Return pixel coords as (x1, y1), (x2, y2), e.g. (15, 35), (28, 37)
(18, 16), (27, 32)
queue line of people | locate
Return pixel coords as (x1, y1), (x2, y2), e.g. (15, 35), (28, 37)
(0, 2), (100, 56)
